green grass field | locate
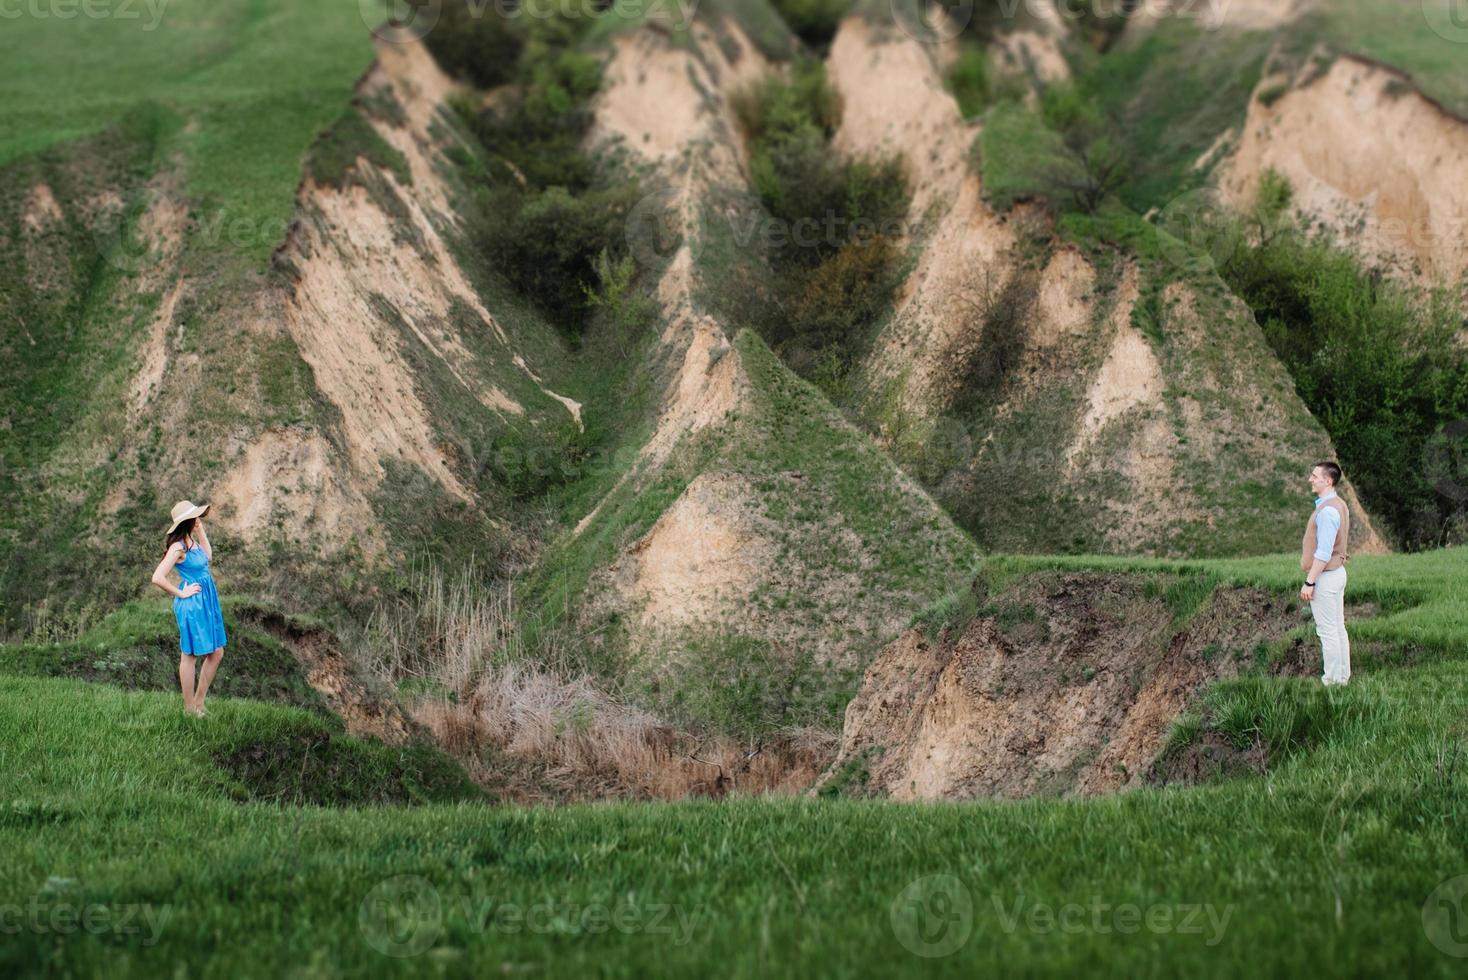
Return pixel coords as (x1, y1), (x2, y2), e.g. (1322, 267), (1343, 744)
(5, 2), (1468, 976)
(0, 0), (374, 269)
(4, 549), (1466, 977)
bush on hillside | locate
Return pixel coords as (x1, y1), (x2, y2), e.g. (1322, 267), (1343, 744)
(473, 183), (642, 332)
(947, 46), (991, 118)
(731, 60), (910, 382)
(769, 0), (852, 49)
(1220, 171), (1468, 549)
(417, 0), (526, 88)
(441, 12), (653, 339)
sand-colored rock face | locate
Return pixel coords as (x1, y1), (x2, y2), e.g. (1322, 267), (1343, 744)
(211, 427), (379, 553)
(572, 23), (769, 634)
(610, 472), (772, 635)
(828, 16), (1015, 416)
(822, 17), (1396, 557)
(1219, 56), (1468, 284)
(820, 572), (1306, 800)
(1069, 266), (1163, 455)
(277, 39), (577, 502)
(21, 183), (64, 233)
(182, 36), (582, 551)
(1126, 0), (1314, 35)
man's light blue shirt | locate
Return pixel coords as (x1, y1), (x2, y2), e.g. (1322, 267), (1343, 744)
(1312, 489), (1341, 564)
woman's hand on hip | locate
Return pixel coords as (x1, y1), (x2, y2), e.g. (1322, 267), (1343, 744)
(180, 583), (202, 599)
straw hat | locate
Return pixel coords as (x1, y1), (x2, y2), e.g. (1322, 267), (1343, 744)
(168, 500), (210, 535)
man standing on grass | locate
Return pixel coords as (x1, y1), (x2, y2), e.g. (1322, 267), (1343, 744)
(1300, 461), (1351, 686)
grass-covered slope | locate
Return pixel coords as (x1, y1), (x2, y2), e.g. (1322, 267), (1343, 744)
(817, 15), (1373, 559)
(503, 17), (978, 736)
(3, 546), (1468, 976)
(0, 5), (587, 636)
(0, 0), (374, 267)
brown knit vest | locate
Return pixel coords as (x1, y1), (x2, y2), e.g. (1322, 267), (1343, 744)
(1301, 496), (1350, 573)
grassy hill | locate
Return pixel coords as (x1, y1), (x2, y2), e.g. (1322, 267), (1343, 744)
(3, 549), (1467, 976)
(3, 0), (1468, 974)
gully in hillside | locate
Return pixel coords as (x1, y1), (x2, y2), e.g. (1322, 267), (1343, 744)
(1299, 462), (1351, 687)
(150, 501), (228, 717)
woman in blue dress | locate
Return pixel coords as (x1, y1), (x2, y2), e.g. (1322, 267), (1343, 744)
(150, 500), (227, 717)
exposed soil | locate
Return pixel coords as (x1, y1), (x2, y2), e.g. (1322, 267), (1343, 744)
(238, 605), (415, 745)
(1127, 0), (1313, 35)
(570, 22), (771, 638)
(20, 183), (63, 233)
(211, 426), (381, 554)
(608, 471), (773, 636)
(411, 666), (834, 803)
(816, 571), (1308, 800)
(130, 276), (186, 413)
(1219, 55), (1468, 284)
(828, 16), (1015, 416)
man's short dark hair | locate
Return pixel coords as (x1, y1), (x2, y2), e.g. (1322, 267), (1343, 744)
(1315, 461), (1342, 486)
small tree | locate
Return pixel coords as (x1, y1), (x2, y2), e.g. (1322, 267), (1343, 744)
(1037, 83), (1129, 215)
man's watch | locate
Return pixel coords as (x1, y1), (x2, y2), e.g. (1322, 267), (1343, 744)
(1304, 580), (1315, 588)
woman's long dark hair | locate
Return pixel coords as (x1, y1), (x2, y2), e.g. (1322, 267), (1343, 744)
(165, 518), (195, 558)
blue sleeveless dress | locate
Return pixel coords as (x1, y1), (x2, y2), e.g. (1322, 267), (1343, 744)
(173, 544), (227, 655)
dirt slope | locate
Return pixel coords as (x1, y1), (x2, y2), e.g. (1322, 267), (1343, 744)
(817, 570), (1308, 800)
(827, 14), (1388, 557)
(545, 18), (978, 679)
(260, 39), (580, 527)
(1218, 54), (1468, 285)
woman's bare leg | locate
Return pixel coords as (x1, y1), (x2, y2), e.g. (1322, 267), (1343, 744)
(194, 649), (224, 708)
(178, 655), (198, 712)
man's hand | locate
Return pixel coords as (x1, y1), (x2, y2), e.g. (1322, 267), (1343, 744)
(1300, 584), (1314, 602)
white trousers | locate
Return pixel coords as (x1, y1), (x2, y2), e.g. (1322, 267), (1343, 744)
(1310, 566), (1350, 684)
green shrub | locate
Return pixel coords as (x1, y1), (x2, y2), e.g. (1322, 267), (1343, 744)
(466, 48), (603, 192)
(947, 46), (992, 118)
(583, 249), (659, 354)
(730, 60), (909, 384)
(769, 0), (852, 48)
(419, 0), (527, 88)
(1219, 173), (1468, 549)
(473, 183), (642, 332)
